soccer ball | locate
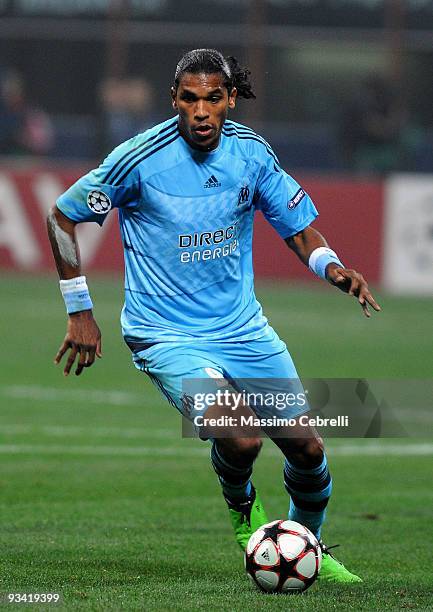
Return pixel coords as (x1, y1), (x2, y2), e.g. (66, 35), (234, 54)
(245, 520), (322, 594)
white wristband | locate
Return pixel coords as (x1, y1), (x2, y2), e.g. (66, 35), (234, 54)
(59, 276), (93, 314)
(308, 247), (344, 280)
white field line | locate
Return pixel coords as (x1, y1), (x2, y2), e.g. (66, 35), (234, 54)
(0, 424), (177, 439)
(0, 444), (203, 457)
(4, 422), (432, 445)
(328, 442), (433, 456)
(0, 442), (432, 458)
(1, 384), (142, 406)
(1, 423), (431, 457)
(1, 385), (432, 426)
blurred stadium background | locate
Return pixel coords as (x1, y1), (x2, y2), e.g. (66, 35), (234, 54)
(1, 0), (433, 291)
(1, 1), (432, 609)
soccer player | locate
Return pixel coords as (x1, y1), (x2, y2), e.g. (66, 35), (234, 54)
(47, 49), (380, 584)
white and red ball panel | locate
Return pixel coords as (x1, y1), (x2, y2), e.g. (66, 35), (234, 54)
(253, 539), (279, 567)
(245, 519), (321, 594)
(246, 529), (265, 556)
(280, 520), (318, 547)
(295, 550), (317, 579)
(277, 533), (307, 560)
(281, 577), (305, 593)
(254, 570), (280, 592)
(279, 520), (310, 534)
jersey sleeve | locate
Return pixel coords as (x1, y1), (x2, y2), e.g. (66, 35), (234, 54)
(56, 139), (140, 226)
(255, 148), (318, 239)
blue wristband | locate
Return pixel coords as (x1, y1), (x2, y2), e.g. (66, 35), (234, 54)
(59, 276), (93, 314)
(309, 247), (344, 280)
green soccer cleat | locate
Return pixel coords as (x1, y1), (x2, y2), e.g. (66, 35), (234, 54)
(317, 542), (363, 584)
(225, 485), (269, 551)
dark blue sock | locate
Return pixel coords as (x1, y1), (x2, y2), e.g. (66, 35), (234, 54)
(211, 441), (253, 504)
(283, 453), (332, 539)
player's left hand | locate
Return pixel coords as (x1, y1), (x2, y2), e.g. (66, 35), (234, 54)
(326, 265), (381, 318)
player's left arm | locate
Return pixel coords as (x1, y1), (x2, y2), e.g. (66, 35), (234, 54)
(253, 142), (381, 318)
(285, 225), (381, 318)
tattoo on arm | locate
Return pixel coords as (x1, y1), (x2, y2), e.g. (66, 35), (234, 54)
(47, 209), (81, 278)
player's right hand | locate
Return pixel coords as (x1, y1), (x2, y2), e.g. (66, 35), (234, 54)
(54, 310), (102, 376)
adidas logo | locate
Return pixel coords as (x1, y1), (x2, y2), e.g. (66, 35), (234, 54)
(204, 175), (221, 188)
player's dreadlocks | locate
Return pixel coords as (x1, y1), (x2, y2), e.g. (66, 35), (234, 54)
(173, 49), (256, 100)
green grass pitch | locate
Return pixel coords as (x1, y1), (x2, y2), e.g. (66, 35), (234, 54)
(1, 276), (432, 610)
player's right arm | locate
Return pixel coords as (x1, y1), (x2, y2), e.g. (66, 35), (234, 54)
(47, 206), (102, 376)
(46, 134), (142, 376)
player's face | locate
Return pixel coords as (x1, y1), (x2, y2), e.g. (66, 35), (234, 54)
(172, 72), (237, 151)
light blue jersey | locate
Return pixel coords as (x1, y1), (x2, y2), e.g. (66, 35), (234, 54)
(57, 117), (318, 345)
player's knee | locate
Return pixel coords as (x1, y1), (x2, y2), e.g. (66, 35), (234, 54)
(289, 437), (324, 468)
(219, 437), (262, 464)
(237, 436), (263, 460)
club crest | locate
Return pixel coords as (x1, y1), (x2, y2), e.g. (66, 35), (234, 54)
(238, 185), (250, 206)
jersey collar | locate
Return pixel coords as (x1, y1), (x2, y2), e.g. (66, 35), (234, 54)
(178, 129), (224, 163)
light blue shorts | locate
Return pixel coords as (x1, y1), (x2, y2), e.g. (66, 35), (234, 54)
(131, 326), (308, 422)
